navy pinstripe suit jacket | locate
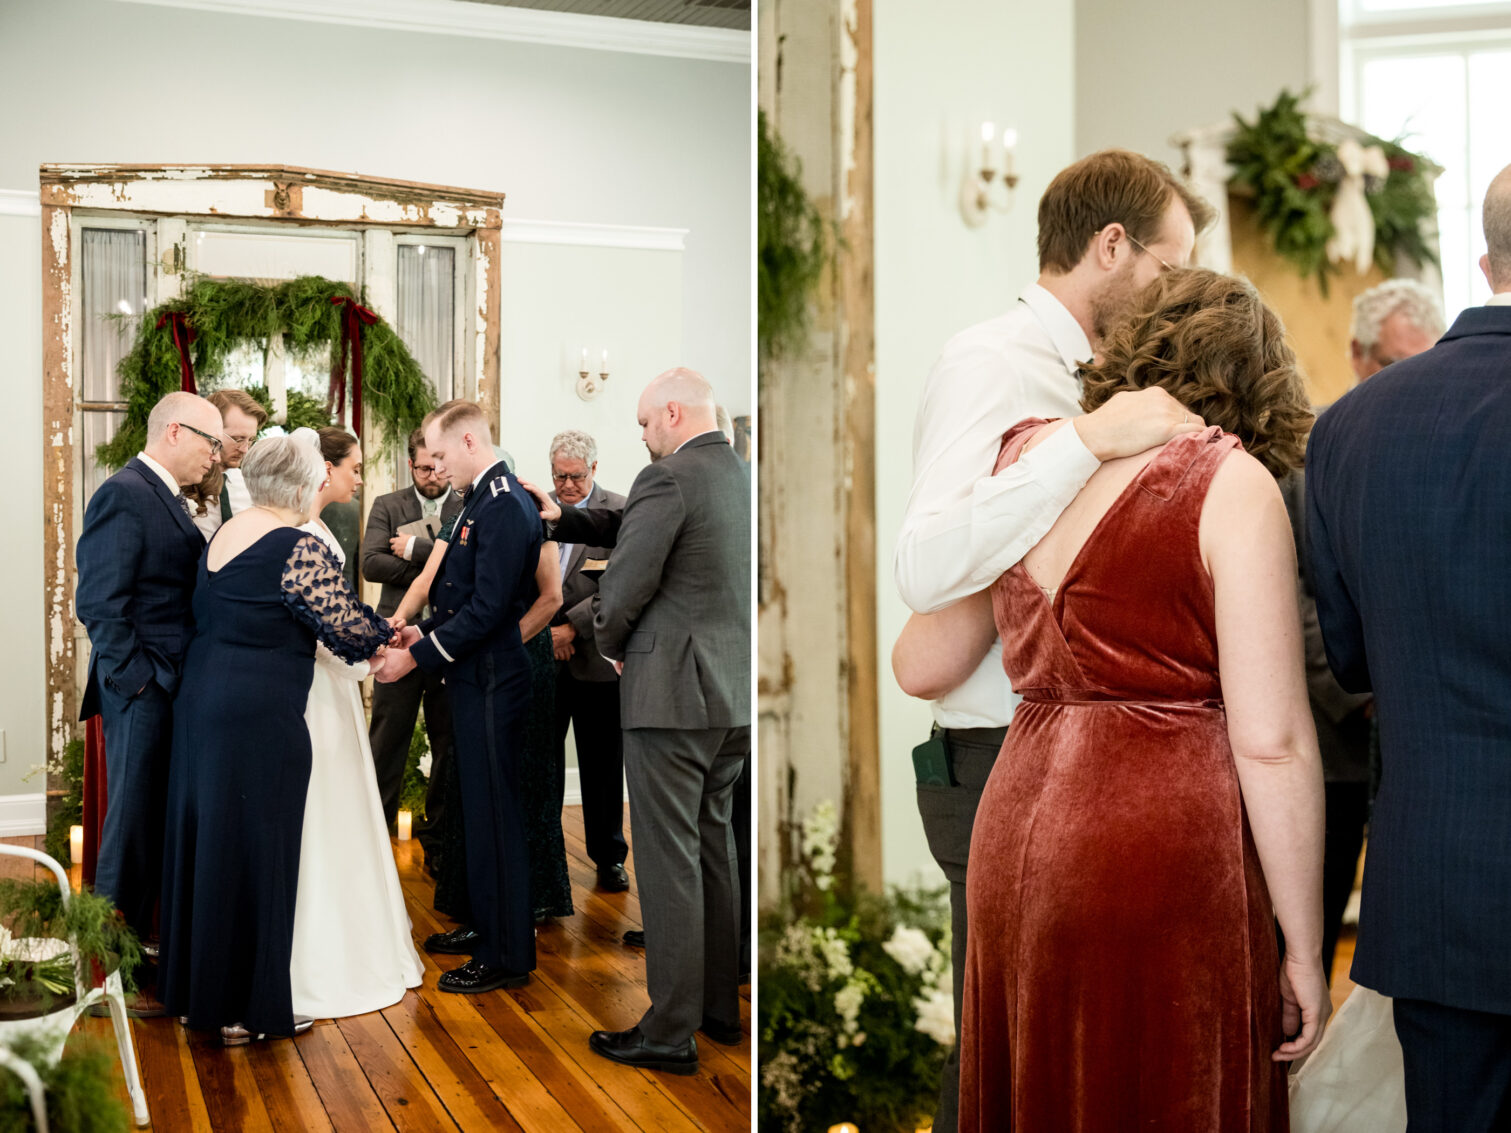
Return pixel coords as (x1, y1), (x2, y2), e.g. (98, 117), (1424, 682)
(1307, 304), (1511, 1014)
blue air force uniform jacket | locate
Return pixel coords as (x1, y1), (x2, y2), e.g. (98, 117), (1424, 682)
(409, 461), (542, 683)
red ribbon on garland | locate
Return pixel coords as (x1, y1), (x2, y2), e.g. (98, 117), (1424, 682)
(156, 310), (197, 394)
(330, 296), (378, 434)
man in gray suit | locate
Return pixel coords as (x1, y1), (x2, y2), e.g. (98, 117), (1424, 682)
(541, 369), (749, 1075)
(547, 430), (631, 892)
(360, 427), (463, 832)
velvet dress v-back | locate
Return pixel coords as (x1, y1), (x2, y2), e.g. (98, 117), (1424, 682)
(959, 421), (1287, 1133)
(159, 526), (392, 1036)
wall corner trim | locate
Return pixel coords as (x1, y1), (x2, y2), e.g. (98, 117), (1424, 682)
(501, 218), (688, 251)
(0, 190), (42, 218)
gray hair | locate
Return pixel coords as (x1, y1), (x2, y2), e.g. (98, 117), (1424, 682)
(242, 428), (325, 517)
(146, 391), (213, 445)
(1350, 279), (1446, 350)
(1485, 162), (1511, 290)
(549, 429), (597, 466)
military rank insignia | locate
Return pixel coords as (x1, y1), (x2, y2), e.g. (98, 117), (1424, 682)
(459, 520), (474, 546)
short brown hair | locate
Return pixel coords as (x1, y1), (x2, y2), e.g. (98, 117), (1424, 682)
(407, 426), (426, 463)
(207, 387), (269, 429)
(1037, 149), (1215, 274)
(1078, 269), (1312, 478)
(426, 399), (490, 440)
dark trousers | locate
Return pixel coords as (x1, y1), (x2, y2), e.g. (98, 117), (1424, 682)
(1322, 780), (1369, 978)
(552, 670), (627, 870)
(623, 724), (748, 1045)
(96, 682), (173, 940)
(1394, 997), (1511, 1133)
(915, 724), (1007, 1133)
(732, 757), (751, 978)
(369, 664), (453, 829)
(446, 657), (534, 973)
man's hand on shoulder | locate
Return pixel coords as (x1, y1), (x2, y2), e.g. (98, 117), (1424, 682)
(517, 480), (560, 522)
(1073, 387), (1205, 461)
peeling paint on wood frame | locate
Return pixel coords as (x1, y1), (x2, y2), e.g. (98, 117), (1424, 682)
(39, 164), (506, 768)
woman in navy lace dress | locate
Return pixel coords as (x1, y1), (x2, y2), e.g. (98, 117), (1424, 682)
(159, 430), (396, 1045)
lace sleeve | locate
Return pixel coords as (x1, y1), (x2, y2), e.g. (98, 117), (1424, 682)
(281, 533), (392, 664)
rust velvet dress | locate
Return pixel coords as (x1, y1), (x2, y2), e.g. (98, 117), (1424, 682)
(959, 421), (1288, 1132)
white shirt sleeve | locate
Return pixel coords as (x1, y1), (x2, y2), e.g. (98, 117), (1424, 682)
(894, 341), (1101, 614)
(400, 535), (416, 561)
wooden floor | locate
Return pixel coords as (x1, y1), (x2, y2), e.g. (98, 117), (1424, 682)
(66, 807), (752, 1132)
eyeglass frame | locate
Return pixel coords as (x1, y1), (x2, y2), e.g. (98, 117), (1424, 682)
(1096, 223), (1179, 274)
(176, 422), (224, 455)
(551, 471), (591, 484)
(409, 460), (444, 477)
(224, 432), (258, 450)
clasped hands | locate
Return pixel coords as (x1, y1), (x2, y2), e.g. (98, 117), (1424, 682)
(371, 618), (422, 683)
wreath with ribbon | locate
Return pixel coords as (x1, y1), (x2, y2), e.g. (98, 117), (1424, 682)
(96, 274), (437, 470)
(1226, 90), (1439, 293)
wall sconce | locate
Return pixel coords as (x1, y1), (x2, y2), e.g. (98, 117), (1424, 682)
(960, 122), (1019, 227)
(576, 346), (610, 400)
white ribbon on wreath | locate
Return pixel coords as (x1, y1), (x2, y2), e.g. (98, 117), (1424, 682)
(1326, 138), (1390, 275)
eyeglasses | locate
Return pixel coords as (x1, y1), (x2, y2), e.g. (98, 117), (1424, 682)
(177, 422), (223, 455)
(411, 462), (441, 476)
(225, 433), (257, 449)
(1120, 227), (1178, 274)
(552, 471), (590, 484)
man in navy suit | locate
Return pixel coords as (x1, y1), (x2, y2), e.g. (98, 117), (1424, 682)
(378, 399), (542, 994)
(76, 391), (224, 1013)
(1307, 163), (1511, 1132)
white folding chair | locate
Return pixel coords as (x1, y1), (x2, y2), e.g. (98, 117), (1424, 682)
(0, 844), (149, 1128)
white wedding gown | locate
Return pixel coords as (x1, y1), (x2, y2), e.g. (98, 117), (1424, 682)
(289, 521), (424, 1018)
(1289, 986), (1407, 1132)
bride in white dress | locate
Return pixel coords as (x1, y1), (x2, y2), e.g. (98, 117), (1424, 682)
(290, 427), (424, 1017)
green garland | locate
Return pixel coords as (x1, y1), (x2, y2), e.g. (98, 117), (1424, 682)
(399, 720), (431, 819)
(96, 275), (437, 469)
(40, 738), (84, 867)
(1227, 90), (1438, 292)
(759, 109), (828, 364)
(0, 1034), (130, 1133)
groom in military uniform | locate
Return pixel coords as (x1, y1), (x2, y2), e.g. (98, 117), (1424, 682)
(377, 399), (542, 993)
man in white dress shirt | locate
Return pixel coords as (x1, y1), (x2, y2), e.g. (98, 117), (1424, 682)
(892, 149), (1214, 1133)
(207, 389), (266, 523)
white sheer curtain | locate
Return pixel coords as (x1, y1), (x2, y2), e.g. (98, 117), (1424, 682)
(397, 244), (455, 401)
(80, 228), (147, 502)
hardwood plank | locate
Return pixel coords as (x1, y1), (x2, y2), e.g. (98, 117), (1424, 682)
(296, 1020), (397, 1133)
(127, 1015), (214, 1131)
(379, 991), (525, 1132)
(247, 1034), (336, 1133)
(337, 1012), (460, 1133)
(188, 1028), (279, 1132)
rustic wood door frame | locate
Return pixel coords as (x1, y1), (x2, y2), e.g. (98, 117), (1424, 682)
(39, 163), (504, 763)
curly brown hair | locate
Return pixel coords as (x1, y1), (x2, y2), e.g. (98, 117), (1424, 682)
(1078, 268), (1312, 477)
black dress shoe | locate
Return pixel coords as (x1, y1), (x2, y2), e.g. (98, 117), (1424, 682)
(425, 926), (482, 955)
(437, 958), (530, 994)
(588, 1026), (698, 1075)
(698, 1016), (743, 1046)
(597, 863), (630, 892)
(622, 930), (645, 948)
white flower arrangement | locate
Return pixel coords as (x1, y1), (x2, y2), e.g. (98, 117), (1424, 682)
(417, 751), (432, 778)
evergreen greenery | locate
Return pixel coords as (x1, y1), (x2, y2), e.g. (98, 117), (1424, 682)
(0, 1034), (129, 1133)
(399, 721), (430, 819)
(41, 739), (84, 867)
(759, 109), (828, 364)
(97, 275), (437, 470)
(1227, 89), (1438, 292)
(0, 878), (142, 1005)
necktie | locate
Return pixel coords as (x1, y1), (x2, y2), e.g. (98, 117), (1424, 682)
(175, 492), (193, 519)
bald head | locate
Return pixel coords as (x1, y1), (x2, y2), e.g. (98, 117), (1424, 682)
(1483, 162), (1511, 294)
(144, 391), (223, 487)
(637, 367), (719, 460)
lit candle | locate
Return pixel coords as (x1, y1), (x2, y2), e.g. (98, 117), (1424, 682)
(1001, 127), (1019, 178)
(980, 120), (996, 171)
(827, 1125), (860, 1133)
(69, 825), (84, 865)
(580, 347), (589, 373)
(397, 809), (412, 841)
(600, 348), (609, 375)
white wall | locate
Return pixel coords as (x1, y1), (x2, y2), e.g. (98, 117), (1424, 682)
(1074, 0), (1311, 166)
(873, 0), (1076, 885)
(0, 0), (748, 798)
